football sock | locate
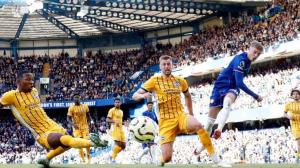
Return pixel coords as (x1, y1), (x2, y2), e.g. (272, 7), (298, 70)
(46, 146), (71, 160)
(86, 147), (91, 163)
(197, 128), (215, 155)
(210, 153), (220, 164)
(205, 117), (216, 135)
(150, 146), (156, 162)
(60, 135), (94, 148)
(156, 156), (165, 167)
(161, 156), (165, 163)
(112, 145), (123, 160)
(138, 147), (150, 159)
(79, 148), (85, 163)
(217, 96), (233, 131)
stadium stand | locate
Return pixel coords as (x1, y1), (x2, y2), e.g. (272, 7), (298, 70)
(0, 55), (44, 96)
(40, 0), (298, 101)
(0, 0), (298, 102)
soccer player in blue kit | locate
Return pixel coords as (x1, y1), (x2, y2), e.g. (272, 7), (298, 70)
(136, 102), (158, 164)
(194, 41), (264, 155)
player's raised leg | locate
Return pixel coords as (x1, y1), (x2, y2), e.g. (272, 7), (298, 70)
(194, 106), (221, 155)
(194, 92), (235, 155)
(213, 93), (236, 139)
(38, 132), (107, 167)
(206, 106), (221, 135)
(37, 146), (71, 168)
(186, 116), (231, 167)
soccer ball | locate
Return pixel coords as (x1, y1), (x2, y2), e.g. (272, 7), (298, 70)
(129, 116), (158, 143)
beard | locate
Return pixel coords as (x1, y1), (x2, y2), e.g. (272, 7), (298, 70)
(163, 70), (171, 76)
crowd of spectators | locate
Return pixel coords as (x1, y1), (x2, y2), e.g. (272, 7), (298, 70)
(0, 1), (299, 102)
(46, 50), (151, 101)
(41, 0), (300, 101)
(144, 0), (300, 69)
(0, 55), (45, 96)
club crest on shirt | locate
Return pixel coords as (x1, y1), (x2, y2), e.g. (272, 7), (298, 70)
(238, 61), (245, 70)
(174, 81), (180, 87)
(81, 108), (85, 112)
(33, 93), (39, 99)
(161, 136), (165, 141)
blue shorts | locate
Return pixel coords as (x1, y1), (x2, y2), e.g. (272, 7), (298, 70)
(209, 87), (240, 107)
(142, 140), (155, 149)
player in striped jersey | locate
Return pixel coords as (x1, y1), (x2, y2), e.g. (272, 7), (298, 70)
(106, 98), (126, 164)
(132, 56), (231, 167)
(0, 71), (107, 167)
(67, 93), (93, 164)
(284, 89), (300, 164)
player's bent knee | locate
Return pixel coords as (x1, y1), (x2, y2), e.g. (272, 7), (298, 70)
(47, 132), (66, 148)
(187, 117), (203, 132)
(225, 93), (236, 102)
(122, 144), (126, 150)
(194, 122), (203, 131)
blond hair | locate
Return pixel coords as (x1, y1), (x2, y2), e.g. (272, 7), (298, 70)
(159, 55), (172, 63)
(251, 41), (264, 51)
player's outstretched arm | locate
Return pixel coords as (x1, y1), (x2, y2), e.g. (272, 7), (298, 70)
(133, 76), (154, 101)
(132, 89), (152, 101)
(235, 72), (262, 102)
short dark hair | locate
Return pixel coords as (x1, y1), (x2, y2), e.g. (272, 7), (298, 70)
(17, 70), (31, 79)
(291, 89), (300, 96)
(114, 98), (120, 102)
(147, 102), (153, 105)
(73, 93), (80, 99)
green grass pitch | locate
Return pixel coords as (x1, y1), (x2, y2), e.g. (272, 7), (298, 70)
(0, 164), (298, 168)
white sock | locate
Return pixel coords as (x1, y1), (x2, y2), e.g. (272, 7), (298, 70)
(205, 117), (216, 135)
(217, 96), (233, 130)
(150, 146), (156, 162)
(138, 147), (150, 159)
(210, 153), (220, 164)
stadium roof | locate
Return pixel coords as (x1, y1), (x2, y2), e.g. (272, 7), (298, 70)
(0, 0), (270, 40)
